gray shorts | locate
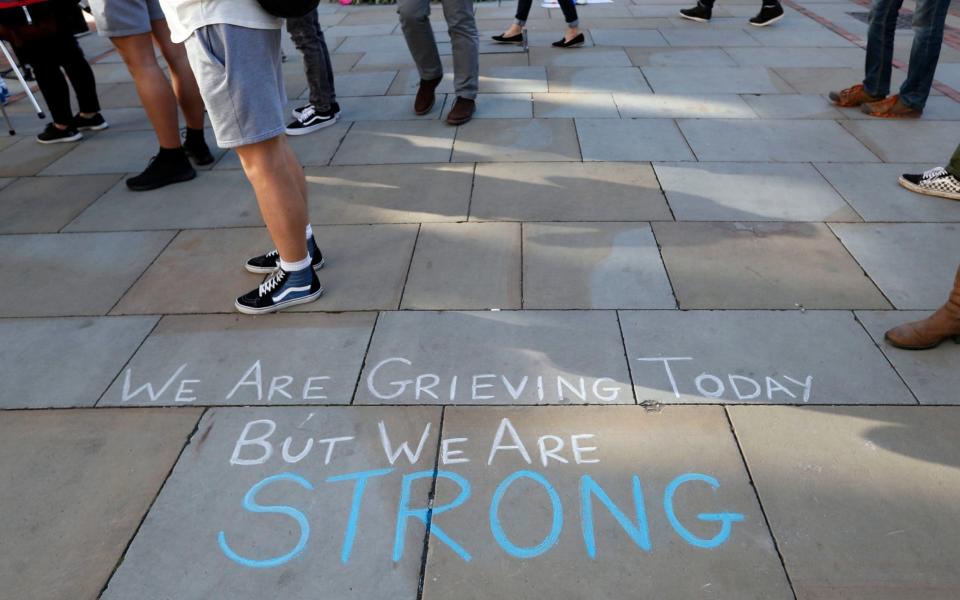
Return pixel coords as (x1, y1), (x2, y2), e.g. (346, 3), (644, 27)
(184, 25), (287, 149)
(89, 0), (165, 38)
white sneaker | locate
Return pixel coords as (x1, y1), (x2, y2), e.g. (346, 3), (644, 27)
(898, 167), (960, 201)
(285, 104), (338, 136)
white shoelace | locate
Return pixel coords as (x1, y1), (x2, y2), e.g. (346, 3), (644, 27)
(259, 269), (287, 296)
(298, 105), (317, 123)
(922, 167), (949, 180)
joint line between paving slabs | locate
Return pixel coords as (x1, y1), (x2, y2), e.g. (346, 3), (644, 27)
(416, 405), (447, 600)
(519, 221), (525, 308)
(93, 315), (164, 408)
(722, 406), (799, 600)
(465, 162), (478, 222)
(96, 407), (209, 600)
(397, 223), (422, 309)
(349, 311), (381, 406)
(327, 121), (356, 166)
(615, 310), (640, 405)
(811, 163), (867, 223)
(647, 225), (680, 309)
(851, 311), (922, 405)
(105, 231), (179, 316)
(823, 222), (898, 309)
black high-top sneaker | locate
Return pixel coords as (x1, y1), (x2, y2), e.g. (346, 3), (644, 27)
(245, 235), (325, 274)
(679, 2), (712, 22)
(125, 148), (196, 191)
(235, 267), (324, 315)
(749, 2), (785, 26)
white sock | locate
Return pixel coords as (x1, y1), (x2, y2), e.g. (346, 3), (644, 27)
(280, 255), (312, 272)
(305, 224), (313, 240)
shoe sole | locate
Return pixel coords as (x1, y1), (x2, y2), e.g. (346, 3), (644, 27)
(446, 113), (474, 126)
(898, 175), (960, 201)
(186, 153), (216, 166)
(235, 286), (324, 315)
(76, 122), (109, 132)
(750, 13), (784, 26)
(553, 42), (585, 48)
(864, 111), (922, 119)
(286, 116), (340, 136)
(415, 100), (436, 116)
(492, 38), (523, 44)
(37, 132), (83, 144)
(245, 256), (326, 275)
(678, 13), (710, 22)
(126, 169), (197, 192)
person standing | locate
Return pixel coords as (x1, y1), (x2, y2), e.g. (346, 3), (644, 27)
(493, 0), (585, 48)
(829, 0), (950, 118)
(397, 0), (479, 125)
(158, 0), (325, 314)
(0, 0), (108, 144)
(88, 0), (214, 190)
(679, 0), (784, 27)
(885, 266), (960, 349)
(285, 8), (342, 135)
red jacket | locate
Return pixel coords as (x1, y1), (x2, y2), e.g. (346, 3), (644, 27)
(0, 0), (47, 9)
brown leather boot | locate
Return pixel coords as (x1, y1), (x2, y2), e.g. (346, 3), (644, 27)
(414, 77), (443, 115)
(446, 97), (476, 125)
(885, 266), (960, 350)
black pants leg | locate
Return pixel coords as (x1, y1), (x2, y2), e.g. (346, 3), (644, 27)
(54, 33), (100, 115)
(18, 38), (74, 125)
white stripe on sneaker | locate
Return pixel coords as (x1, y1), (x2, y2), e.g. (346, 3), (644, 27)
(273, 285), (312, 302)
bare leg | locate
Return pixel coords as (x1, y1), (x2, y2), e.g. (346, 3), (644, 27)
(236, 136), (309, 263)
(151, 19), (206, 130)
(111, 32), (181, 148)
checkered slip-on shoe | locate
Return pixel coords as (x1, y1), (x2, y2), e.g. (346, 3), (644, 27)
(899, 167), (960, 201)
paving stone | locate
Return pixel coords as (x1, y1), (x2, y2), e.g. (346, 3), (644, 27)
(356, 311), (633, 404)
(532, 92), (620, 118)
(528, 47), (633, 67)
(0, 136), (76, 177)
(830, 223), (960, 309)
(740, 94), (846, 119)
(101, 406), (441, 600)
(840, 120), (959, 163)
(620, 310), (913, 404)
(453, 118), (581, 162)
(856, 310), (960, 405)
(728, 405), (960, 599)
(98, 106), (154, 131)
(654, 162), (859, 221)
(546, 66), (652, 93)
(815, 163), (960, 222)
(653, 222), (891, 309)
(336, 34), (413, 54)
(216, 121), (351, 169)
(747, 27), (857, 47)
(630, 3), (713, 16)
(589, 28), (669, 46)
(325, 23), (398, 37)
(678, 119), (878, 162)
(66, 170), (261, 231)
(334, 120), (455, 165)
(100, 313), (374, 407)
(422, 406), (793, 599)
(311, 71), (397, 97)
(772, 66), (908, 94)
(337, 94), (445, 120)
(614, 92), (757, 118)
(0, 231), (173, 317)
(0, 408), (201, 600)
(113, 225), (418, 314)
(627, 47), (739, 66)
(0, 174), (121, 233)
(402, 222), (521, 309)
(519, 29), (596, 47)
(723, 46), (864, 67)
(389, 67), (546, 95)
(448, 93), (532, 119)
(305, 163), (473, 224)
(660, 28), (762, 46)
(642, 66), (792, 93)
(523, 223), (675, 309)
(41, 129), (225, 176)
(470, 161), (672, 221)
(0, 316), (157, 409)
(577, 118), (695, 162)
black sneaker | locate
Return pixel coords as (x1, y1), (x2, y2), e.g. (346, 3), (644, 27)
(73, 113), (109, 131)
(235, 267), (324, 315)
(125, 151), (196, 192)
(183, 131), (215, 166)
(245, 236), (325, 274)
(749, 3), (784, 26)
(36, 123), (82, 144)
(292, 102), (340, 120)
(679, 2), (712, 22)
(286, 104), (338, 136)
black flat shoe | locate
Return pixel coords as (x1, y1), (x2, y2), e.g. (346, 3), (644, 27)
(492, 33), (524, 43)
(552, 33), (585, 48)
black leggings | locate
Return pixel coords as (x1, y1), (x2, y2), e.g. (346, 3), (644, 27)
(516, 0), (579, 26)
(4, 6), (100, 125)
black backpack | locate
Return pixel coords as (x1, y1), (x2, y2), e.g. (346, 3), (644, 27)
(256, 0), (321, 18)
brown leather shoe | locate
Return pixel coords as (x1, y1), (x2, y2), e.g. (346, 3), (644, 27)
(861, 95), (922, 118)
(828, 83), (884, 108)
(414, 77), (443, 115)
(446, 97), (476, 125)
(885, 266), (960, 349)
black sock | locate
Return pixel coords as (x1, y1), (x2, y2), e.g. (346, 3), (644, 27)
(157, 146), (185, 161)
(185, 127), (205, 145)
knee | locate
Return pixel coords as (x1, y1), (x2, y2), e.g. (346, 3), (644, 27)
(446, 12), (478, 37)
(237, 137), (285, 175)
(397, 0), (430, 23)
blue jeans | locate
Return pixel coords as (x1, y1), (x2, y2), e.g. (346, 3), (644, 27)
(863, 0), (950, 110)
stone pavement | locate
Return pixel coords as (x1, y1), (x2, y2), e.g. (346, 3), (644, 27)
(1, 0), (960, 598)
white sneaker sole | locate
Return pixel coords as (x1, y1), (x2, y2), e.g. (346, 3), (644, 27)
(898, 176), (960, 201)
(244, 256), (325, 274)
(77, 122), (110, 132)
(679, 12), (710, 22)
(235, 287), (324, 315)
(750, 13), (784, 26)
(286, 116), (339, 136)
(37, 132), (83, 144)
